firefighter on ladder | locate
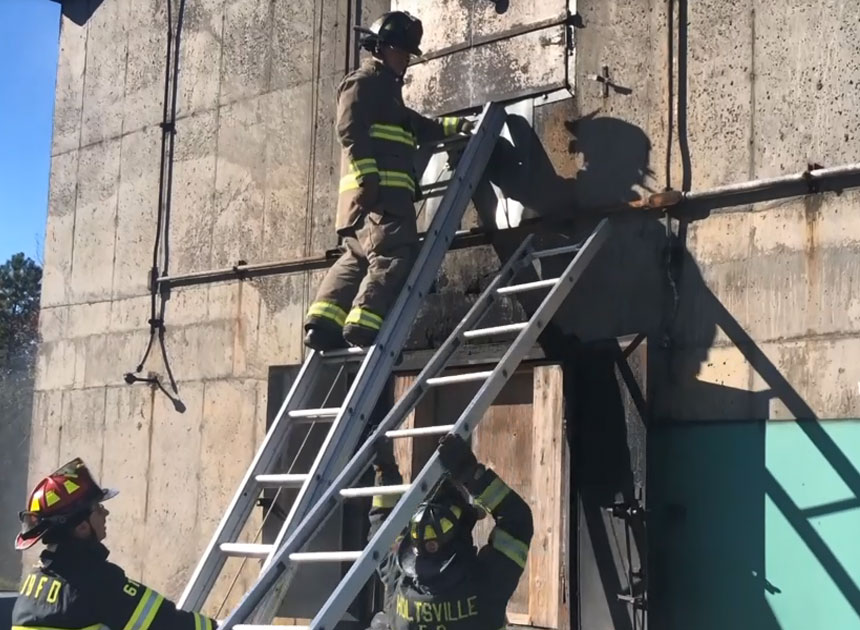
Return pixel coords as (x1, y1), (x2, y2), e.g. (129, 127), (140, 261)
(304, 11), (474, 351)
(367, 435), (534, 630)
(12, 458), (218, 630)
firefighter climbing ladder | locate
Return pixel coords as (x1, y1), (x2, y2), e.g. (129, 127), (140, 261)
(221, 218), (611, 630)
(179, 102), (508, 612)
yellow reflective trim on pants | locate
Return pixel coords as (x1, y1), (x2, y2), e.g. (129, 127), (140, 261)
(307, 301), (347, 327)
(339, 170), (415, 194)
(373, 494), (399, 508)
(474, 477), (510, 512)
(492, 528), (529, 568)
(442, 116), (459, 136)
(345, 307), (383, 331)
(370, 124), (415, 147)
(123, 587), (165, 630)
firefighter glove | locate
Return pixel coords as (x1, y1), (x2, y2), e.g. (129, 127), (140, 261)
(437, 434), (479, 481)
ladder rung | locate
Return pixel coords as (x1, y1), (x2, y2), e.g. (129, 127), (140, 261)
(236, 626), (310, 630)
(386, 424), (455, 439)
(288, 407), (340, 420)
(463, 323), (528, 339)
(497, 278), (559, 295)
(255, 474), (309, 488)
(319, 346), (368, 361)
(289, 551), (362, 563)
(340, 484), (410, 499)
(220, 543), (273, 558)
(426, 371), (493, 386)
(532, 244), (581, 258)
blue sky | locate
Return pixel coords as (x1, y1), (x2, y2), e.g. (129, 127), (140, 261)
(0, 0), (61, 265)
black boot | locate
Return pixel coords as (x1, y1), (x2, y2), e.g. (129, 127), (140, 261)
(342, 323), (378, 348)
(304, 324), (347, 351)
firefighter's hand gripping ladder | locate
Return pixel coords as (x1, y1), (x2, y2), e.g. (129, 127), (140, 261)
(221, 218), (610, 630)
(179, 103), (508, 613)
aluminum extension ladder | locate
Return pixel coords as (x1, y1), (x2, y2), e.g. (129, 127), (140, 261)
(220, 218), (611, 630)
(178, 102), (508, 613)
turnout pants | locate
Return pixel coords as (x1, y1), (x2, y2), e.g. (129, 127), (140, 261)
(307, 209), (418, 336)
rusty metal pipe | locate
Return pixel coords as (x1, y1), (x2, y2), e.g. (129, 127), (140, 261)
(683, 162), (860, 202)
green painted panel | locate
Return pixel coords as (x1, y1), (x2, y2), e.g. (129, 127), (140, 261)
(649, 420), (860, 630)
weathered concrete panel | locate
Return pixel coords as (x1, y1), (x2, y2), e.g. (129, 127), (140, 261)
(403, 25), (568, 116)
(80, 333), (141, 388)
(110, 295), (155, 334)
(170, 110), (219, 274)
(685, 0), (753, 188)
(753, 0), (860, 178)
(67, 301), (112, 338)
(270, 0), (314, 90)
(114, 126), (161, 299)
(178, 0), (224, 117)
(60, 388), (106, 475)
(52, 18), (87, 156)
(308, 75), (340, 255)
(123, 0), (167, 132)
(752, 337), (860, 419)
(263, 84), (314, 260)
(227, 283), (262, 378)
(80, 0), (130, 147)
(142, 382), (204, 597)
(253, 274), (307, 369)
(70, 139), (122, 303)
(102, 385), (153, 578)
(42, 150), (79, 307)
(212, 96), (268, 268)
(35, 340), (77, 392)
(166, 322), (236, 381)
(221, 0), (273, 105)
(472, 0), (567, 40)
(40, 306), (69, 343)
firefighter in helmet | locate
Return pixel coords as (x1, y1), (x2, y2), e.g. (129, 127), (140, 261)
(367, 435), (533, 630)
(12, 458), (217, 630)
(304, 11), (474, 351)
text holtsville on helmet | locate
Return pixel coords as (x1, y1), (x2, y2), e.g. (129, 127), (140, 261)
(355, 11), (423, 56)
(16, 458), (118, 550)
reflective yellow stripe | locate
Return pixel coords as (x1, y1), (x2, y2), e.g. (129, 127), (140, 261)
(345, 307), (383, 331)
(123, 587), (164, 630)
(369, 123), (415, 147)
(307, 301), (347, 327)
(373, 494), (399, 508)
(442, 116), (460, 136)
(339, 170), (415, 194)
(492, 528), (529, 568)
(474, 477), (510, 512)
(349, 158), (379, 176)
(193, 613), (212, 630)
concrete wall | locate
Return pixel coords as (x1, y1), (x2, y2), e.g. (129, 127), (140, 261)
(31, 0), (860, 625)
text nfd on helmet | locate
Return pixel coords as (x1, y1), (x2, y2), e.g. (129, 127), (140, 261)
(15, 457), (118, 550)
(356, 11), (423, 56)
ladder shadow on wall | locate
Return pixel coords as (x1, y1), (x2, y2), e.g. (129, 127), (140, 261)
(471, 110), (860, 628)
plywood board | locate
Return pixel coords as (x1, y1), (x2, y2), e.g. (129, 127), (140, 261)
(403, 25), (568, 116)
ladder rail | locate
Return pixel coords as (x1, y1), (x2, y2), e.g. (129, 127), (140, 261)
(178, 350), (326, 610)
(310, 219), (611, 630)
(220, 232), (536, 628)
(250, 102), (508, 620)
